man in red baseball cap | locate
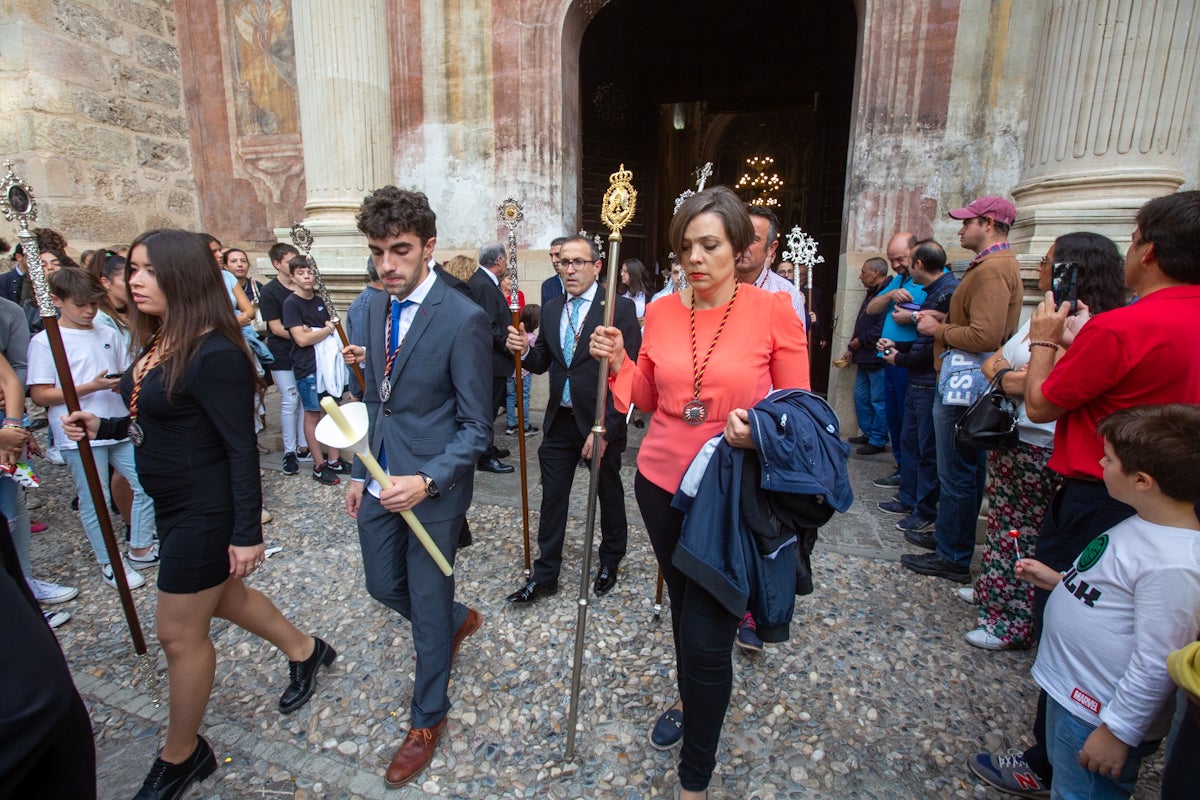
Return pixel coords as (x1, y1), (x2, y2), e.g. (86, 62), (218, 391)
(903, 195), (1023, 583)
(948, 195), (1017, 228)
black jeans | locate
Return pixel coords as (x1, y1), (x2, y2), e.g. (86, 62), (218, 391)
(636, 471), (739, 792)
(1023, 478), (1135, 780)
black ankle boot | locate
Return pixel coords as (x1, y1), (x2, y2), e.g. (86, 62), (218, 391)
(132, 735), (216, 800)
(279, 636), (336, 714)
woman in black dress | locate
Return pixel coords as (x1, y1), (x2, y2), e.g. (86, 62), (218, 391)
(64, 229), (335, 800)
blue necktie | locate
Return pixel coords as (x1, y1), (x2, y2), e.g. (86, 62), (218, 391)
(561, 297), (583, 405)
(380, 299), (414, 474)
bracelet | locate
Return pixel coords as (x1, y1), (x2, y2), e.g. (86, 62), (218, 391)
(2, 417), (22, 426)
(1029, 341), (1060, 350)
(2, 423), (24, 431)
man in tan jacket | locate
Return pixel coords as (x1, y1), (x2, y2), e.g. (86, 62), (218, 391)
(902, 196), (1023, 583)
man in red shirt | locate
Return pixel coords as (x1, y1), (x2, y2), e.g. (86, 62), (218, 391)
(970, 190), (1200, 797)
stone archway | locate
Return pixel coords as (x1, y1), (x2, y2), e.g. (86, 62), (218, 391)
(572, 0), (858, 390)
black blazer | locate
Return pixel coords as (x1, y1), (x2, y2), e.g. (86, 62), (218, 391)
(467, 267), (514, 378)
(522, 291), (641, 443)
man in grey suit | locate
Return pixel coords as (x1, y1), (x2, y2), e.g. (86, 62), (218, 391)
(342, 186), (491, 789)
(504, 236), (641, 603)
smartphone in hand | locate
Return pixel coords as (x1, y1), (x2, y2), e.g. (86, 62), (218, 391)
(1051, 261), (1078, 314)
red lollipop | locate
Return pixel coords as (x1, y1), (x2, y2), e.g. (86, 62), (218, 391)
(1008, 529), (1023, 562)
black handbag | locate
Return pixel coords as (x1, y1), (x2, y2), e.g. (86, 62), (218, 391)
(955, 368), (1019, 450)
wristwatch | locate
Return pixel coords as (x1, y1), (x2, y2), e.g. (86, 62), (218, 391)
(419, 473), (439, 498)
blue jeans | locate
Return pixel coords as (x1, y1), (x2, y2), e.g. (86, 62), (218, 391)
(62, 442), (155, 565)
(1045, 697), (1159, 800)
(932, 394), (987, 567)
(295, 373), (320, 412)
(898, 383), (938, 516)
(0, 476), (31, 575)
(852, 365), (888, 446)
(884, 364), (908, 468)
(505, 373), (532, 428)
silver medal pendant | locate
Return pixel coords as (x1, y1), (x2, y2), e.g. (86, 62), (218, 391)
(379, 379), (391, 402)
(682, 398), (708, 425)
(129, 420), (145, 447)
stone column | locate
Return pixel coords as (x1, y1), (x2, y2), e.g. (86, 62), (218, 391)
(275, 0), (394, 296)
(1011, 0), (1200, 254)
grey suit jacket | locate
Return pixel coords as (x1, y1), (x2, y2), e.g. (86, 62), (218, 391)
(352, 275), (492, 522)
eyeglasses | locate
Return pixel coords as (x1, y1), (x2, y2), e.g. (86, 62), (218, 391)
(560, 258), (594, 270)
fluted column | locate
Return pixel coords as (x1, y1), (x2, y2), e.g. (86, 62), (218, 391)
(1011, 0), (1200, 251)
(274, 0), (393, 297)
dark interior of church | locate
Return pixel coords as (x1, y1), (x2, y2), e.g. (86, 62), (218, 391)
(578, 0), (858, 388)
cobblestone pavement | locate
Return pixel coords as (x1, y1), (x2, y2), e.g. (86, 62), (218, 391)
(26, 408), (1166, 799)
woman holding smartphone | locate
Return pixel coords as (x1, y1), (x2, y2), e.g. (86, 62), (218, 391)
(965, 232), (1127, 651)
(63, 230), (334, 800)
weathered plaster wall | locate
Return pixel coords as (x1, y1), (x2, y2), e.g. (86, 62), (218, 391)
(0, 0), (200, 251)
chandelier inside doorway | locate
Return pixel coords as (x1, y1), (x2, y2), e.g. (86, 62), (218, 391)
(735, 155), (783, 207)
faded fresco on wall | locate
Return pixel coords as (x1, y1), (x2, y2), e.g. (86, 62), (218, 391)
(228, 0), (299, 136)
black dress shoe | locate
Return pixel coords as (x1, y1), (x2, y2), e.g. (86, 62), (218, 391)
(900, 552), (971, 583)
(593, 565), (618, 595)
(506, 579), (558, 604)
(279, 637), (337, 714)
(856, 443), (887, 455)
(495, 447), (511, 459)
(477, 456), (515, 474)
(847, 435), (869, 444)
(132, 735), (217, 800)
(903, 528), (937, 550)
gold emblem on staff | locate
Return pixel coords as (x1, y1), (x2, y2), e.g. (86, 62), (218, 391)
(601, 164), (637, 234)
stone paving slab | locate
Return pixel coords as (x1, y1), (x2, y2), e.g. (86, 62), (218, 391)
(23, 400), (1166, 799)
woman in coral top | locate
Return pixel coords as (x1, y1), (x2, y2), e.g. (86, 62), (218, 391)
(591, 186), (809, 798)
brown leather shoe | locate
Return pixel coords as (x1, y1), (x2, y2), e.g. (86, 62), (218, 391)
(384, 719), (446, 788)
(451, 608), (482, 665)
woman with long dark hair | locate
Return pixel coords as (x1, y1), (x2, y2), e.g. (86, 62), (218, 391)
(590, 187), (809, 798)
(63, 229), (334, 800)
(963, 231), (1128, 650)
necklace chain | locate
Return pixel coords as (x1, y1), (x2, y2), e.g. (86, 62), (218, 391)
(688, 284), (739, 400)
(129, 339), (162, 424)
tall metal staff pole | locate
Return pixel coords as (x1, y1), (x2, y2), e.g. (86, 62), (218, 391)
(289, 223), (366, 392)
(498, 199), (533, 580)
(565, 165), (637, 760)
(1, 163), (146, 655)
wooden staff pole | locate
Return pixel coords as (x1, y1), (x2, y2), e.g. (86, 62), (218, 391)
(1, 164), (146, 654)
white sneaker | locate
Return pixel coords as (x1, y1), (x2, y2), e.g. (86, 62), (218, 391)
(261, 508), (273, 524)
(101, 560), (146, 590)
(27, 578), (79, 605)
(43, 609), (70, 628)
(127, 543), (160, 570)
(44, 445), (65, 466)
(955, 587), (976, 604)
(965, 627), (1019, 651)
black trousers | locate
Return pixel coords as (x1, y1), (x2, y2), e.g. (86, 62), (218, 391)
(531, 408), (627, 584)
(1023, 478), (1135, 780)
(636, 471), (739, 792)
(1161, 700), (1200, 799)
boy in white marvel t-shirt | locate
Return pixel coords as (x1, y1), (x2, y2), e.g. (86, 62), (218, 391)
(27, 268), (157, 591)
(1016, 404), (1200, 799)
